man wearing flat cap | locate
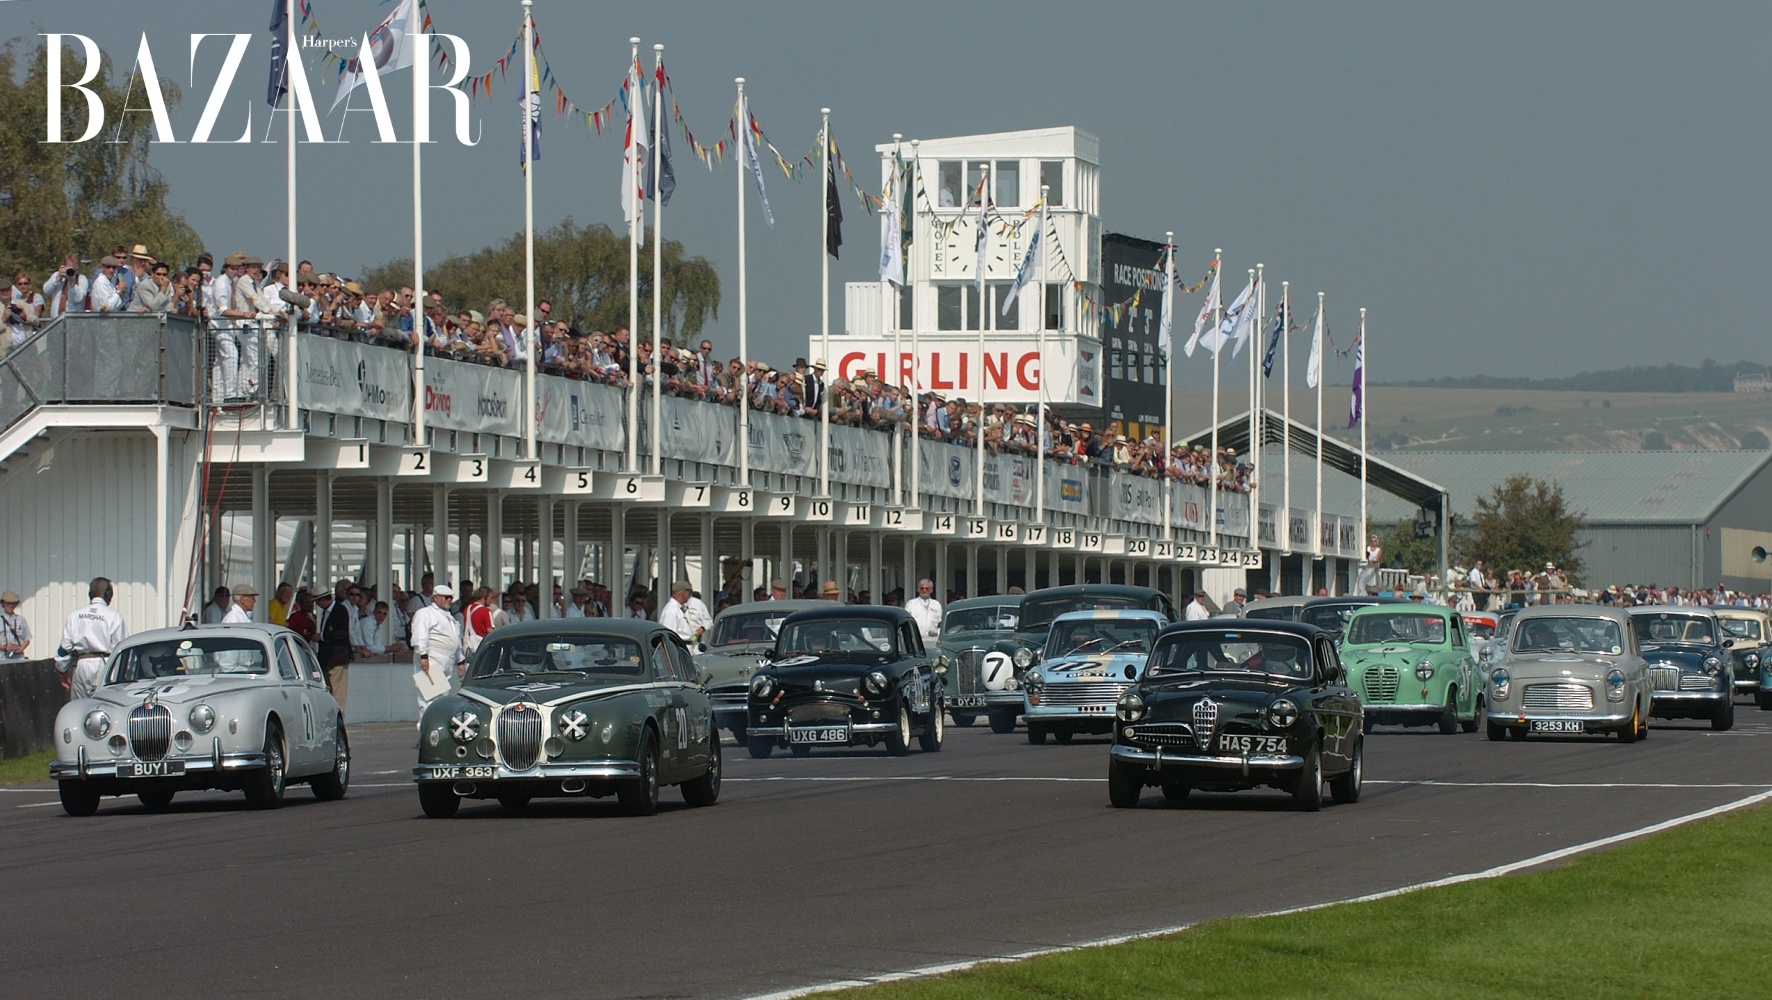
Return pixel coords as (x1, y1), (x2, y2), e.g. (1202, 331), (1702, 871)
(221, 584), (257, 624)
(0, 590), (31, 661)
(658, 581), (701, 643)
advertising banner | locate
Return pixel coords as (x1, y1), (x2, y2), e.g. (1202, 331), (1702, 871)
(534, 376), (626, 452)
(815, 335), (1100, 405)
(917, 440), (974, 501)
(745, 411), (820, 479)
(829, 424), (893, 489)
(424, 355), (521, 437)
(1106, 469), (1164, 525)
(637, 395), (737, 466)
(1045, 462), (1089, 514)
(297, 335), (412, 423)
(1098, 232), (1168, 434)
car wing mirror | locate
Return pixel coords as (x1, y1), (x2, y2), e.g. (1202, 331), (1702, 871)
(1722, 638), (1735, 649)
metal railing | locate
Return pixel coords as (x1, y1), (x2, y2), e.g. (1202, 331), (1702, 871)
(200, 320), (284, 407)
(0, 313), (201, 434)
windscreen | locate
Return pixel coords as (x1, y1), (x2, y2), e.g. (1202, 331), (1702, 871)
(1346, 612), (1447, 646)
(1720, 617), (1762, 641)
(1298, 602), (1370, 632)
(1146, 630), (1314, 680)
(470, 635), (648, 683)
(944, 605), (1020, 634)
(1512, 617), (1625, 654)
(1020, 593), (1146, 632)
(1245, 605), (1298, 621)
(709, 610), (790, 648)
(1463, 618), (1496, 639)
(777, 619), (898, 659)
(1045, 617), (1158, 659)
(1629, 612), (1714, 647)
(108, 637), (269, 683)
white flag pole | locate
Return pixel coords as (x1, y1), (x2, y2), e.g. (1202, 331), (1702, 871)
(908, 140), (921, 510)
(819, 107), (832, 498)
(889, 132), (903, 509)
(1314, 291), (1325, 565)
(1281, 280), (1291, 556)
(284, 0), (299, 428)
(625, 37), (640, 472)
(736, 79), (749, 485)
(410, 0), (427, 446)
(1208, 248), (1223, 550)
(1035, 188), (1051, 526)
(522, 3), (537, 462)
(1250, 264), (1262, 554)
(649, 44), (666, 478)
(1359, 306), (1369, 582)
(1161, 232), (1174, 543)
(975, 163), (988, 518)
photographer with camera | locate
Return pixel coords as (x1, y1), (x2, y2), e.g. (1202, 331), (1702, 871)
(41, 254), (89, 320)
(5, 272), (43, 351)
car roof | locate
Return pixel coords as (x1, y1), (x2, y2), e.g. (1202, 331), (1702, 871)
(123, 622), (298, 646)
(1025, 584), (1167, 600)
(1050, 609), (1168, 624)
(1245, 596), (1308, 611)
(1708, 606), (1766, 618)
(1349, 603), (1454, 619)
(1626, 605), (1717, 619)
(780, 605), (914, 626)
(484, 617), (671, 640)
(1517, 603), (1632, 625)
(946, 595), (1023, 613)
(712, 599), (826, 621)
(1301, 595), (1409, 608)
(1156, 618), (1327, 641)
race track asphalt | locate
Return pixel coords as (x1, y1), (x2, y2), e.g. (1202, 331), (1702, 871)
(3, 706), (1770, 1000)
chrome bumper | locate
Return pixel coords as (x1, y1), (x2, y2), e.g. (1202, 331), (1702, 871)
(1731, 679), (1759, 692)
(1110, 743), (1303, 770)
(52, 749), (267, 780)
(1485, 709), (1632, 725)
(746, 722), (898, 738)
(411, 760), (640, 782)
(1361, 704), (1445, 717)
(1023, 704), (1116, 721)
(1649, 690), (1727, 704)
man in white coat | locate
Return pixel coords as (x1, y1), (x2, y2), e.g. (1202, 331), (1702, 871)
(905, 579), (942, 642)
(58, 577), (127, 699)
(409, 584), (463, 720)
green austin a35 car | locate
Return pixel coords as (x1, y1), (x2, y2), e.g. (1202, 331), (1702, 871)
(413, 619), (720, 818)
(1342, 604), (1482, 734)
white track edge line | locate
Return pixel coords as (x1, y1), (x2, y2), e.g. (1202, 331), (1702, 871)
(731, 787), (1772, 1000)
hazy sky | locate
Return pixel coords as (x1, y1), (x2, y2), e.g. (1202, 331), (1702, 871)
(7, 1), (1769, 384)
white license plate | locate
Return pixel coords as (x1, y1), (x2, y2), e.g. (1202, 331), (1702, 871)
(1530, 720), (1586, 734)
(1218, 735), (1287, 755)
(120, 760), (185, 778)
(789, 725), (850, 744)
(421, 765), (497, 779)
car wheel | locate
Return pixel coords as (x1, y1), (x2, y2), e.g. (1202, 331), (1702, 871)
(137, 789), (176, 811)
(951, 712), (977, 728)
(681, 730), (722, 807)
(747, 735), (774, 759)
(789, 742), (813, 757)
(617, 727), (661, 816)
(1053, 729), (1075, 745)
(1330, 736), (1363, 804)
(1618, 701), (1641, 743)
(1486, 720), (1507, 742)
(729, 722), (748, 745)
(496, 791), (532, 812)
(1437, 690), (1459, 735)
(987, 709), (1017, 734)
(418, 783), (460, 819)
(1159, 781), (1191, 803)
(1757, 691), (1772, 711)
(58, 780), (101, 817)
(1362, 714), (1376, 734)
(1026, 724), (1048, 745)
(1712, 696), (1735, 732)
(311, 721), (350, 801)
(1638, 699), (1651, 740)
(1461, 696), (1483, 734)
(1290, 742), (1323, 812)
(1108, 760), (1143, 808)
(886, 704), (913, 756)
(1512, 726), (1532, 740)
(918, 703), (945, 753)
(243, 723), (287, 810)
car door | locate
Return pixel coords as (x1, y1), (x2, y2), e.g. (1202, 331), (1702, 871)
(1314, 637), (1358, 768)
(650, 635), (692, 780)
(667, 636), (712, 773)
(292, 637), (340, 771)
(1448, 615), (1475, 714)
(272, 639), (317, 772)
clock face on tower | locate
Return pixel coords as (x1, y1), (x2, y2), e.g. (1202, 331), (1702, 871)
(930, 216), (1025, 281)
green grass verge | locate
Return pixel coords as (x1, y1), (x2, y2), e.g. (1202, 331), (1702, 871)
(827, 801), (1772, 1000)
(0, 749), (54, 786)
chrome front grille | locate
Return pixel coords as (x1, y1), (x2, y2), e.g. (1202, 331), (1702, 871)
(1363, 666), (1400, 704)
(1681, 673), (1716, 691)
(1040, 681), (1130, 706)
(1192, 698), (1220, 736)
(496, 703), (543, 771)
(955, 649), (986, 699)
(787, 703), (851, 723)
(128, 704), (173, 760)
(1650, 666), (1681, 691)
(1124, 722), (1196, 748)
(708, 689), (748, 711)
(1522, 683), (1594, 712)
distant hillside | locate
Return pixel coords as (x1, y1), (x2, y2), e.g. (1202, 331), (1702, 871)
(1388, 359), (1771, 393)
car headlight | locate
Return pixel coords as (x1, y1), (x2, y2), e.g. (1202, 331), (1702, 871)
(1116, 691), (1146, 722)
(1267, 698), (1299, 728)
(83, 710), (110, 740)
(1415, 659), (1435, 682)
(561, 709), (591, 741)
(1606, 668), (1627, 702)
(449, 711), (480, 742)
(933, 655), (949, 675)
(1703, 657), (1723, 676)
(750, 674), (775, 699)
(188, 704), (217, 733)
(1746, 652), (1760, 668)
(1024, 670), (1044, 692)
(864, 670), (890, 696)
(1013, 648), (1034, 669)
(1490, 667), (1510, 699)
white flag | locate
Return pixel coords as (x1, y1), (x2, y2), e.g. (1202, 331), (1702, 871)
(330, 0), (415, 112)
(1202, 278), (1252, 356)
(1183, 267), (1219, 357)
(880, 162), (904, 286)
(1305, 305), (1323, 389)
(1229, 282), (1260, 357)
(1001, 215), (1041, 314)
(973, 184), (989, 295)
(1156, 248), (1174, 356)
(620, 61), (649, 245)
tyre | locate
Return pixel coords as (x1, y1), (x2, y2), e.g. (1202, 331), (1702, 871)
(1291, 742), (1323, 812)
(243, 723), (287, 810)
(1159, 781), (1191, 803)
(496, 791), (532, 812)
(1712, 696), (1735, 732)
(1618, 701), (1641, 743)
(1512, 726), (1533, 740)
(681, 730), (722, 807)
(1107, 760), (1143, 808)
(729, 722), (748, 745)
(617, 727), (661, 816)
(1437, 690), (1459, 735)
(58, 780), (101, 817)
(1330, 736), (1363, 804)
(885, 705), (913, 756)
(1362, 714), (1376, 734)
(1638, 697), (1651, 740)
(918, 705), (945, 753)
(137, 789), (176, 811)
(951, 712), (977, 728)
(418, 783), (460, 818)
(1052, 730), (1075, 745)
(311, 721), (350, 801)
(1461, 696), (1483, 734)
(1486, 720), (1507, 742)
(987, 709), (1017, 734)
(747, 735), (774, 759)
(789, 743), (812, 757)
(1757, 691), (1772, 711)
(1026, 724), (1048, 745)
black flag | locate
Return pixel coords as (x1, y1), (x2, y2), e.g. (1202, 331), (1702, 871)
(825, 156), (843, 259)
(266, 0), (289, 107)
